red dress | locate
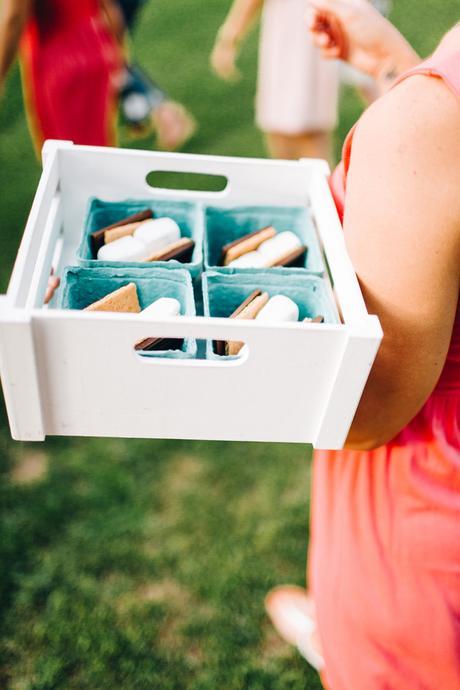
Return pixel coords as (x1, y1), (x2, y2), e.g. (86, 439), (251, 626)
(20, 0), (121, 149)
(310, 44), (460, 690)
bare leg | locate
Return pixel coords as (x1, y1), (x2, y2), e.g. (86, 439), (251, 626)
(265, 130), (333, 165)
(152, 101), (196, 151)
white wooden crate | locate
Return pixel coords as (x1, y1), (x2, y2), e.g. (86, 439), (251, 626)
(0, 141), (382, 449)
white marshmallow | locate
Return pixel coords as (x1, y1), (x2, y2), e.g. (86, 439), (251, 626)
(255, 295), (299, 323)
(257, 231), (301, 263)
(228, 251), (266, 268)
(97, 235), (148, 262)
(141, 297), (181, 317)
(134, 217), (181, 254)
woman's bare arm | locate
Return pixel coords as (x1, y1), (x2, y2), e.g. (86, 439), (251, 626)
(211, 0), (263, 80)
(98, 0), (126, 45)
(217, 0), (263, 43)
(345, 75), (460, 449)
(308, 0), (419, 97)
(0, 0), (33, 89)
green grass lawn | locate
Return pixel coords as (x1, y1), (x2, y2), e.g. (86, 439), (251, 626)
(0, 2), (458, 688)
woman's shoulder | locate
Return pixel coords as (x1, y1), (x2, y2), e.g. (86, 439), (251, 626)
(352, 73), (460, 233)
(361, 72), (460, 147)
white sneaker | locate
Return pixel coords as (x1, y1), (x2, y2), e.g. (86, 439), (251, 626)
(265, 586), (325, 672)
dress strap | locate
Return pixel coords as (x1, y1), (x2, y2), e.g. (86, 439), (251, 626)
(392, 38), (460, 99)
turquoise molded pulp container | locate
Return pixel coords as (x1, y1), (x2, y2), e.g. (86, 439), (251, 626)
(204, 205), (324, 275)
(77, 198), (204, 278)
(202, 270), (338, 360)
(59, 266), (197, 359)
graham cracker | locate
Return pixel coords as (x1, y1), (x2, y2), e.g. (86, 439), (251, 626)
(222, 226), (276, 266)
(104, 221), (142, 245)
(84, 282), (141, 313)
(227, 291), (269, 355)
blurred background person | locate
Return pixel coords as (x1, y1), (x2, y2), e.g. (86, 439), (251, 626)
(0, 0), (122, 153)
(115, 0), (196, 150)
(211, 0), (340, 162)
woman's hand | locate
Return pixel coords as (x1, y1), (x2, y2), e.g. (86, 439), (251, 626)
(307, 0), (419, 90)
(210, 0), (263, 81)
(152, 101), (196, 151)
(210, 29), (241, 82)
(44, 271), (60, 304)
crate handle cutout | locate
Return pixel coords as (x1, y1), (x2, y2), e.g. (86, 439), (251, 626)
(146, 170), (228, 194)
(133, 337), (250, 362)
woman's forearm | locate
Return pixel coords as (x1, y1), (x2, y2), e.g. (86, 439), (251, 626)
(218, 0), (263, 46)
(0, 0), (32, 87)
(309, 0), (420, 97)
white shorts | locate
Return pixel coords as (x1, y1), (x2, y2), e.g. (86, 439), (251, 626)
(256, 0), (339, 135)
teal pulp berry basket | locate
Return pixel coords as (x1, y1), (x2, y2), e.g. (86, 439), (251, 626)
(59, 266), (197, 359)
(202, 270), (338, 360)
(77, 198), (204, 278)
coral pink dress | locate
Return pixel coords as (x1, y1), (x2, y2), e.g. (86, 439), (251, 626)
(309, 44), (460, 690)
(20, 0), (121, 150)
